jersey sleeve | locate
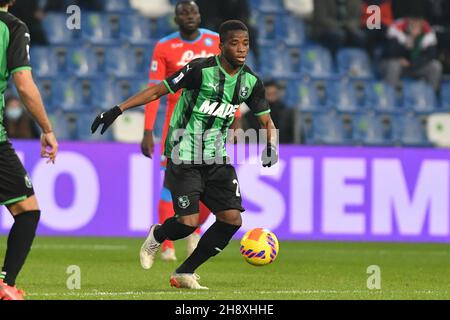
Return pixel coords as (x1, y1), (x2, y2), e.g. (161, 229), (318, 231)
(144, 43), (166, 130)
(7, 22), (31, 74)
(163, 58), (203, 94)
(245, 78), (271, 116)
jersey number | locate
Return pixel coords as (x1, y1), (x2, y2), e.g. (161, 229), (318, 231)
(233, 179), (241, 197)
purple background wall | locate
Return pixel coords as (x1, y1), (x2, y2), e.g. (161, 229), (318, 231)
(1, 141), (449, 243)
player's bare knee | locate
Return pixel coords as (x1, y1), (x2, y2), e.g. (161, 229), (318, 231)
(177, 214), (200, 228)
(7, 196), (40, 217)
(216, 210), (242, 226)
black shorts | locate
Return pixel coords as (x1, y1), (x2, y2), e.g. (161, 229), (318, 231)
(164, 159), (245, 216)
(0, 142), (35, 206)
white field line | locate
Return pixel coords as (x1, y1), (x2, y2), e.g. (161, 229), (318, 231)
(0, 244), (129, 251)
(26, 289), (450, 298)
(0, 243), (448, 256)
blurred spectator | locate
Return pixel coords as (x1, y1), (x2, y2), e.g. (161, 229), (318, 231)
(284, 0), (314, 20)
(45, 0), (104, 12)
(424, 0), (450, 72)
(312, 0), (366, 55)
(243, 80), (294, 144)
(379, 15), (443, 90)
(392, 0), (421, 19)
(10, 0), (47, 45)
(130, 0), (173, 18)
(195, 0), (259, 59)
(361, 0), (394, 56)
(3, 96), (40, 140)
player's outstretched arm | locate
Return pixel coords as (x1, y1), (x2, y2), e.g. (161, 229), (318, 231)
(13, 70), (58, 164)
(91, 82), (169, 135)
(258, 113), (279, 167)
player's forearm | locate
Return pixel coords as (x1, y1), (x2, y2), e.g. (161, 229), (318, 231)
(119, 83), (168, 112)
(259, 115), (278, 147)
(15, 78), (52, 134)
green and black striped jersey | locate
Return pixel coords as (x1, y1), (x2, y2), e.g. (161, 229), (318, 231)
(163, 55), (270, 162)
(0, 10), (32, 143)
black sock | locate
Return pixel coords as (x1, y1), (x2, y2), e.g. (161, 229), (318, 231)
(154, 217), (197, 243)
(176, 220), (241, 274)
(2, 211), (40, 286)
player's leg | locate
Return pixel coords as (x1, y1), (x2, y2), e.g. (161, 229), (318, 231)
(0, 144), (39, 300)
(2, 197), (40, 296)
(185, 202), (211, 257)
(140, 160), (202, 270)
(158, 186), (177, 261)
(174, 209), (241, 274)
(170, 164), (243, 289)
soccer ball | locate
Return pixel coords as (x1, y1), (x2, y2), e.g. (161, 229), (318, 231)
(240, 228), (279, 266)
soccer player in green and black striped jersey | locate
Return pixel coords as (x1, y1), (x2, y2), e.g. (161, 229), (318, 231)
(92, 20), (278, 289)
(0, 0), (58, 300)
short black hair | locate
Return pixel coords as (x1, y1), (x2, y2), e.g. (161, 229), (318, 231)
(0, 0), (15, 7)
(175, 0), (198, 14)
(219, 20), (249, 43)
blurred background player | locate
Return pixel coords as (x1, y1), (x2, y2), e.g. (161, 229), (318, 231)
(0, 0), (58, 300)
(140, 0), (238, 262)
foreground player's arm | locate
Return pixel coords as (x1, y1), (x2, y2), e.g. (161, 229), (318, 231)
(258, 113), (279, 167)
(8, 20), (58, 164)
(91, 82), (169, 135)
(91, 60), (202, 135)
(245, 79), (279, 167)
(13, 70), (58, 164)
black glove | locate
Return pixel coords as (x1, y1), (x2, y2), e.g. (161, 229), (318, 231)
(91, 106), (122, 135)
(261, 144), (278, 167)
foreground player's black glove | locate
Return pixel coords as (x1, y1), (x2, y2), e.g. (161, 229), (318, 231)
(261, 144), (278, 167)
(91, 106), (122, 135)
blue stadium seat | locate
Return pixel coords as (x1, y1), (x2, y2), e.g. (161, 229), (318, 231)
(253, 0), (286, 13)
(130, 45), (155, 74)
(353, 114), (394, 145)
(35, 78), (55, 112)
(91, 79), (117, 111)
(52, 78), (95, 112)
(245, 50), (259, 72)
(48, 111), (78, 141)
(336, 48), (373, 79)
(102, 0), (131, 13)
(276, 15), (306, 46)
(394, 114), (430, 146)
(120, 14), (154, 45)
(259, 44), (286, 78)
(105, 47), (139, 77)
(300, 46), (333, 78)
(285, 46), (302, 76)
(328, 80), (368, 113)
(312, 113), (348, 144)
(81, 13), (118, 44)
(256, 13), (278, 43)
(440, 81), (450, 111)
(286, 80), (327, 112)
(366, 81), (397, 113)
(30, 46), (58, 77)
(402, 81), (437, 113)
(43, 13), (80, 45)
(66, 47), (99, 77)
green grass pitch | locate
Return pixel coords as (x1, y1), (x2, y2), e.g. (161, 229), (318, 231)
(1, 237), (449, 300)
